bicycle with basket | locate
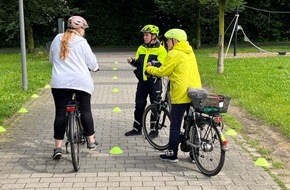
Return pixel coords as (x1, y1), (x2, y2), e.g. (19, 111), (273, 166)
(143, 87), (231, 176)
(180, 88), (231, 176)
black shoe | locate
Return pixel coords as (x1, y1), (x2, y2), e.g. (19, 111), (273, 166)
(125, 129), (142, 136)
(159, 150), (178, 163)
(87, 141), (98, 150)
(148, 131), (158, 139)
(52, 148), (62, 159)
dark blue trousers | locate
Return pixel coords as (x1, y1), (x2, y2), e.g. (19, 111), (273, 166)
(133, 79), (161, 131)
(168, 103), (190, 156)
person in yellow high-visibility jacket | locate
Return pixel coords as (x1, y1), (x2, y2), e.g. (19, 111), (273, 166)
(146, 28), (202, 162)
(125, 24), (167, 137)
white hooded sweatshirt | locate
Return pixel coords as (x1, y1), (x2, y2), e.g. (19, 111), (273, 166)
(49, 33), (99, 95)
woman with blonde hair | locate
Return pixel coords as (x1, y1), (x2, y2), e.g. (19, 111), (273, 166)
(49, 16), (99, 159)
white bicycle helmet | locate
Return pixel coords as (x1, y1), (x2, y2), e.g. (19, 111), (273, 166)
(67, 16), (89, 29)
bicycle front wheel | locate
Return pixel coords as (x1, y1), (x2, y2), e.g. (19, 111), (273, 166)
(190, 119), (225, 176)
(142, 104), (170, 150)
(68, 112), (81, 172)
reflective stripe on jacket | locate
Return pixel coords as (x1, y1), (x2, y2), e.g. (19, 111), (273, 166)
(131, 41), (167, 81)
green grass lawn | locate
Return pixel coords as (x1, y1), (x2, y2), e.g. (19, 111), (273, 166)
(0, 52), (51, 124)
(195, 45), (290, 138)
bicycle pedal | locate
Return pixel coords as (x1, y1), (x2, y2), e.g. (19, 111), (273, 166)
(180, 143), (191, 152)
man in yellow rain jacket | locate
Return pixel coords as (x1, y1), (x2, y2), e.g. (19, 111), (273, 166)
(146, 28), (202, 162)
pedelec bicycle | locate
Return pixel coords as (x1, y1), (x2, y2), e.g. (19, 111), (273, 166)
(180, 88), (230, 176)
(143, 87), (231, 176)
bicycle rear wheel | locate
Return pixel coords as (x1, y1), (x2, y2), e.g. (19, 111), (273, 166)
(142, 104), (170, 150)
(68, 112), (81, 171)
(190, 119), (225, 176)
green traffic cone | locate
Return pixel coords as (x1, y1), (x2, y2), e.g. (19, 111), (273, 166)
(112, 88), (119, 93)
(226, 129), (237, 136)
(112, 107), (121, 112)
(109, 146), (123, 155)
(255, 158), (270, 167)
(31, 94), (39, 98)
(0, 126), (6, 133)
(19, 108), (28, 113)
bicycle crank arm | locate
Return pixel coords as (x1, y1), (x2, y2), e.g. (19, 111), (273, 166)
(186, 141), (199, 148)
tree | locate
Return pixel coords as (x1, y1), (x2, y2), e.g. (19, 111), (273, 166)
(217, 0), (225, 74)
(217, 0), (246, 73)
(0, 0), (81, 53)
(154, 0), (201, 48)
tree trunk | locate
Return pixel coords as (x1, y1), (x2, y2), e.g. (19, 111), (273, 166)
(26, 23), (35, 54)
(217, 0), (225, 74)
(195, 0), (201, 49)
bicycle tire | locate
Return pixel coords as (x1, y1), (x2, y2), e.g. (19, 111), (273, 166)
(68, 112), (81, 172)
(142, 104), (170, 150)
(190, 119), (225, 176)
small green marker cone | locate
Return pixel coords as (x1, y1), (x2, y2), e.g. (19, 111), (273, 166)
(44, 84), (51, 88)
(113, 67), (118, 71)
(255, 158), (270, 167)
(0, 126), (6, 133)
(112, 88), (119, 93)
(226, 129), (237, 136)
(19, 108), (28, 113)
(109, 146), (123, 155)
(112, 76), (118, 80)
(113, 107), (121, 112)
(114, 61), (118, 64)
(31, 94), (39, 98)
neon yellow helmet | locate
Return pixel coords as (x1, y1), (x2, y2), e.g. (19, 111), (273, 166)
(140, 24), (159, 36)
(164, 28), (187, 42)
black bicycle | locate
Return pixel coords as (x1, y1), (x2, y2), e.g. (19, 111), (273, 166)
(180, 88), (230, 176)
(65, 93), (86, 172)
(142, 89), (171, 150)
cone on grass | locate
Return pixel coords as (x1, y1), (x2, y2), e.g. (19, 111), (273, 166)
(226, 129), (237, 136)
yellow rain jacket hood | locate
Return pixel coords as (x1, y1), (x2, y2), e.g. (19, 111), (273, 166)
(146, 41), (202, 104)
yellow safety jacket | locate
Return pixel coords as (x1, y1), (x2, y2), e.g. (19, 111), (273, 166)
(131, 41), (167, 81)
(146, 41), (202, 104)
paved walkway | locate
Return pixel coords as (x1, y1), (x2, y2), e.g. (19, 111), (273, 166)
(0, 51), (282, 190)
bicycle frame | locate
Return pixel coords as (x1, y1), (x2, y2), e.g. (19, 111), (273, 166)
(64, 93), (85, 172)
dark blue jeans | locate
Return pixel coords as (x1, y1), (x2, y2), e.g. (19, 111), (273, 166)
(51, 88), (95, 140)
(168, 103), (190, 156)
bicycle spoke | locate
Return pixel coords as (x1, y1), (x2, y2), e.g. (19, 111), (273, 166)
(142, 104), (170, 150)
(192, 120), (225, 176)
